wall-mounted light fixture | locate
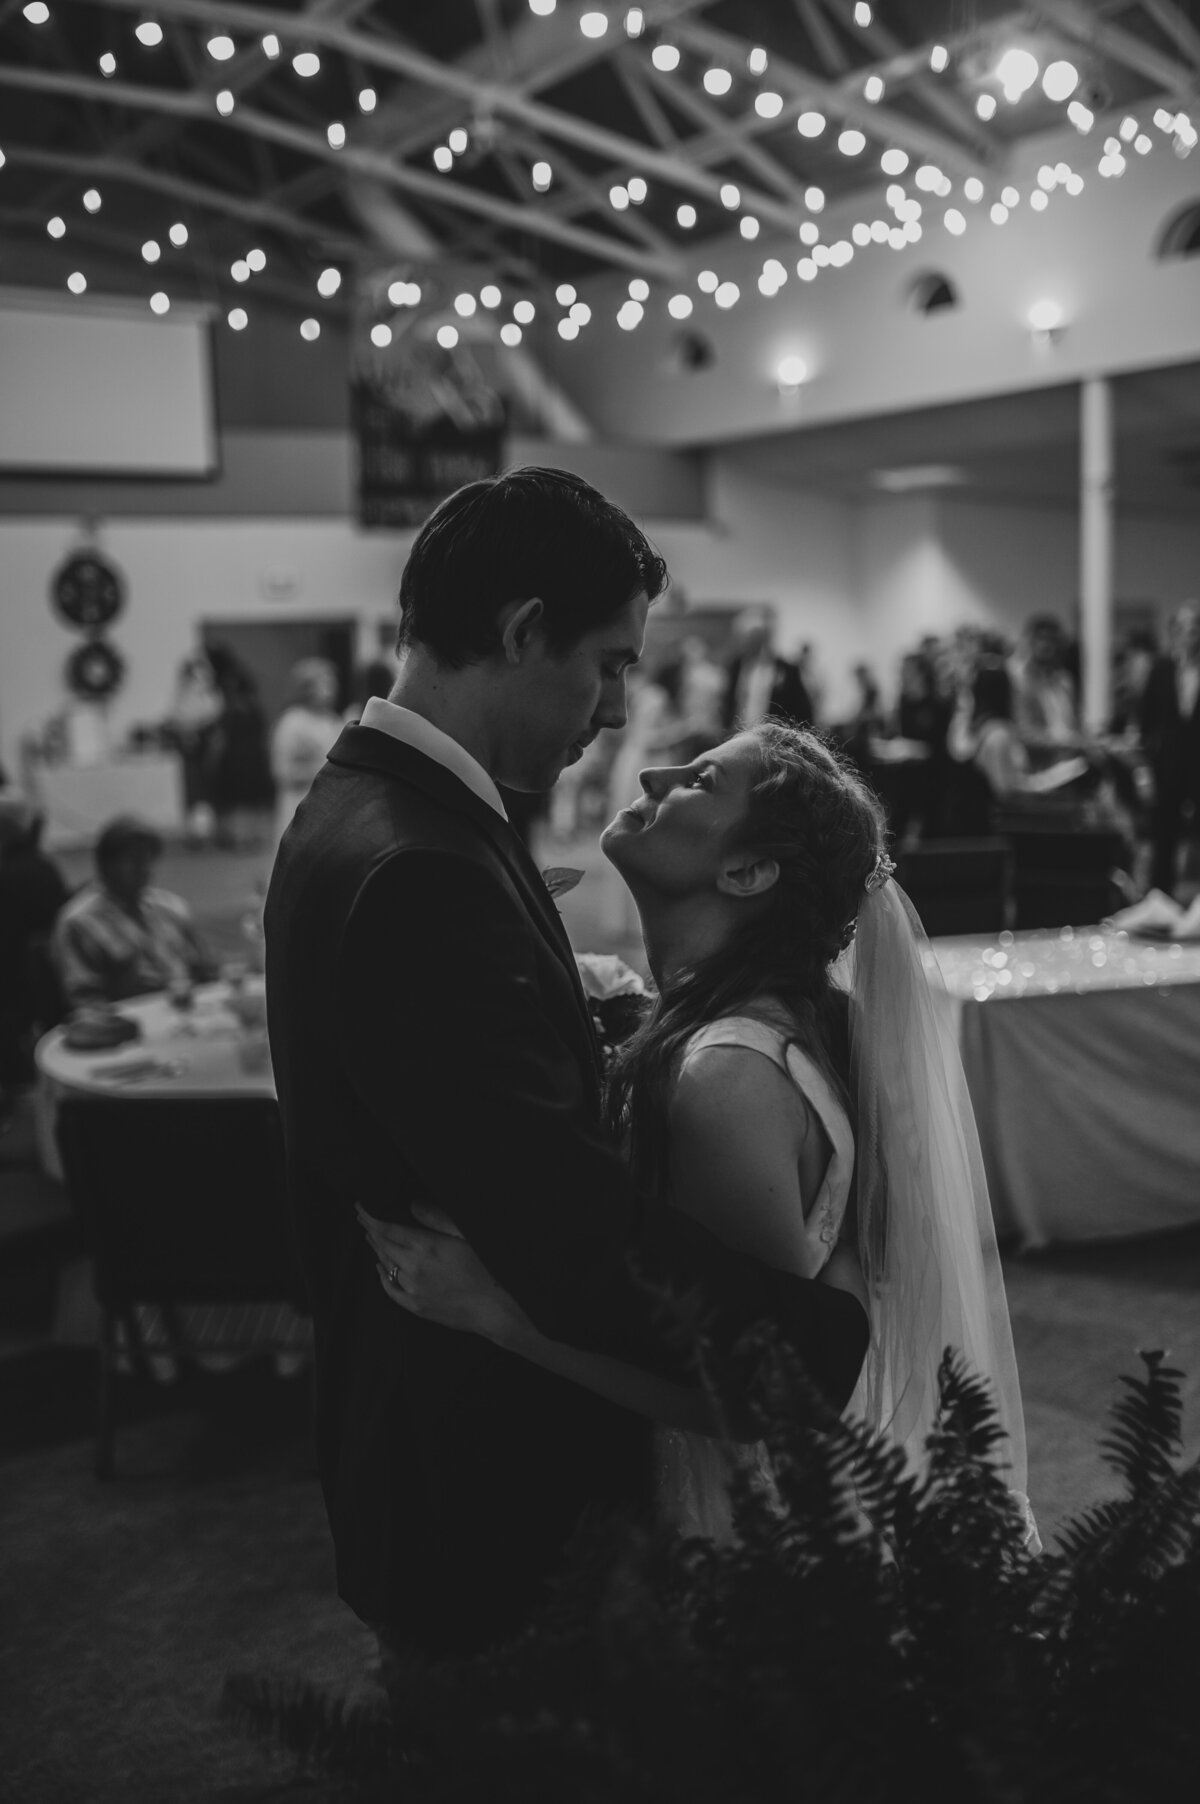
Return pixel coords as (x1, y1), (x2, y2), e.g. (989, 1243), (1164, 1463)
(1027, 298), (1065, 344)
(776, 354), (809, 395)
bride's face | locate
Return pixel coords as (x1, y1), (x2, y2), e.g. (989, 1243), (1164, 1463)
(601, 733), (763, 896)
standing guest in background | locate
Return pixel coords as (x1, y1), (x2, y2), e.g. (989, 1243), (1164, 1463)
(839, 661), (886, 778)
(603, 659), (682, 936)
(890, 652), (954, 841)
(1110, 628), (1159, 736)
(271, 658), (343, 848)
(721, 606), (814, 732)
(1011, 615), (1083, 759)
(205, 647), (276, 850)
(52, 816), (216, 1012)
(167, 650), (222, 847)
(1139, 602), (1200, 895)
(0, 798), (70, 1114)
(672, 633), (727, 763)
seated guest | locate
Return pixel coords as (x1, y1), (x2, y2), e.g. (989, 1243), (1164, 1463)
(0, 798), (71, 1097)
(52, 816), (216, 1010)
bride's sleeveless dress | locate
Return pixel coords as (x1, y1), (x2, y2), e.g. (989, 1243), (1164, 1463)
(657, 1014), (855, 1544)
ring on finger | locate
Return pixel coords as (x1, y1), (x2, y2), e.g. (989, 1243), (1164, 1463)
(386, 1264), (400, 1285)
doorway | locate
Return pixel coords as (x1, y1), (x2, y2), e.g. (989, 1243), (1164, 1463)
(200, 617), (356, 723)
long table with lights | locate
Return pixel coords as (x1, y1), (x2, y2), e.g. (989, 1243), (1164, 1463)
(931, 927), (1200, 1249)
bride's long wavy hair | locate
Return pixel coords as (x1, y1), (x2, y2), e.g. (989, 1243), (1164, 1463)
(604, 720), (888, 1195)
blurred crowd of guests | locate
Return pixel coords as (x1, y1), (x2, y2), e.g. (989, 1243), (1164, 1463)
(550, 602), (1200, 905)
(167, 646), (394, 851)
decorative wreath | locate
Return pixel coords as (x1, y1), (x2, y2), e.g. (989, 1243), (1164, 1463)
(65, 638), (126, 701)
(52, 552), (126, 631)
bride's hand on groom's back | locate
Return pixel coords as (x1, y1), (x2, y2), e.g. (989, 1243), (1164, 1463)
(355, 1202), (531, 1345)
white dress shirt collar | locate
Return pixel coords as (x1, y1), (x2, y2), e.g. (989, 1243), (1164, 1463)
(360, 696), (508, 820)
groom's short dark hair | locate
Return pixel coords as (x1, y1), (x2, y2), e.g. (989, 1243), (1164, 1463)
(397, 466), (669, 668)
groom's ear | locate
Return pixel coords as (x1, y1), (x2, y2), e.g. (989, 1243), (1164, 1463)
(717, 852), (780, 900)
(499, 597), (545, 664)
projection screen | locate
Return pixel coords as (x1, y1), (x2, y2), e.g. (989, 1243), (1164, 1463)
(0, 288), (218, 476)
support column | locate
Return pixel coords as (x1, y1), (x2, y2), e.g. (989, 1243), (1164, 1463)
(1079, 374), (1115, 734)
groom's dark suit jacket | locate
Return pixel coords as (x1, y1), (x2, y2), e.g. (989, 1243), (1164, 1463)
(265, 723), (868, 1656)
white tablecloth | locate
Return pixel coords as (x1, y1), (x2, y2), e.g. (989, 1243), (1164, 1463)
(36, 979), (272, 1103)
(932, 927), (1200, 1248)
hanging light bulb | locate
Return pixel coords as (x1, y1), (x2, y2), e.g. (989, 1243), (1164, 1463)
(625, 8), (644, 37)
(207, 34), (235, 60)
(696, 269), (719, 292)
(944, 208), (966, 234)
(714, 281), (740, 309)
(300, 318), (320, 341)
(799, 220), (819, 245)
(739, 215), (759, 239)
(805, 185), (825, 211)
(215, 90), (235, 115)
(135, 20), (163, 47)
(454, 293), (477, 317)
(1042, 60), (1078, 102)
(747, 46), (768, 75)
(558, 318), (580, 340)
(531, 160), (552, 190)
(777, 354), (808, 390)
(755, 91), (783, 119)
(719, 182), (740, 208)
(651, 43), (680, 72)
(963, 177), (984, 202)
(371, 323), (392, 347)
(246, 248), (266, 272)
(327, 122), (346, 148)
(676, 203), (696, 227)
(628, 278), (649, 300)
(854, 2), (872, 24)
(480, 284), (502, 309)
(24, 3), (51, 22)
(228, 307), (248, 330)
(149, 291), (170, 314)
(358, 87), (376, 112)
(555, 283), (577, 307)
(500, 322), (523, 346)
(293, 50), (321, 78)
(627, 175), (648, 203)
(82, 189), (101, 212)
(262, 34), (280, 58)
(433, 146), (453, 171)
(616, 301), (643, 329)
(797, 110), (826, 137)
(570, 301), (592, 325)
(1067, 100), (1094, 132)
(67, 271), (87, 293)
(609, 183), (630, 209)
(230, 259), (250, 282)
(437, 324), (459, 348)
(976, 93), (997, 120)
(579, 11), (608, 38)
(797, 257), (817, 280)
(838, 129), (866, 155)
(703, 68), (732, 96)
(513, 299), (536, 324)
(99, 53), (117, 75)
(667, 293), (693, 318)
(995, 47), (1039, 102)
(528, 0), (556, 14)
(448, 128), (469, 154)
(990, 201), (1009, 224)
(141, 239), (161, 262)
(317, 267), (341, 297)
(930, 45), (949, 72)
(880, 148), (909, 175)
(864, 75), (884, 103)
(169, 222), (188, 246)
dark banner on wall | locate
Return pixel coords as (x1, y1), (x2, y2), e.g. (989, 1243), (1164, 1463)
(352, 343), (505, 528)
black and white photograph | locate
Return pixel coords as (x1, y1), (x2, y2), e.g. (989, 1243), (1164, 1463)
(2, 2), (1200, 1799)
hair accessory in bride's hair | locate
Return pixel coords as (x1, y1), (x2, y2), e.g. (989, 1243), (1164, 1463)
(865, 851), (896, 895)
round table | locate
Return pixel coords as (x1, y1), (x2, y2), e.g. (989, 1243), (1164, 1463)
(36, 979), (274, 1103)
(35, 980), (301, 1369)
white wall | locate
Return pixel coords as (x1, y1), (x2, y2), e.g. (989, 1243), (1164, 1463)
(0, 517), (414, 774)
(544, 113), (1200, 447)
(4, 472), (1199, 776)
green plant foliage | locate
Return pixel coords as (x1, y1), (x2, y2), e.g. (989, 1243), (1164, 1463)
(223, 1348), (1200, 1804)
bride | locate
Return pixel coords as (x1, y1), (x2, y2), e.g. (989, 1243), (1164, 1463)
(360, 721), (1035, 1542)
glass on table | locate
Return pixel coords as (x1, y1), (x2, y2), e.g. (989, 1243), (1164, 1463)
(166, 976), (197, 1034)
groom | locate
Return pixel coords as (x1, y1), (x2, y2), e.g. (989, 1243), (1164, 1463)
(265, 468), (868, 1658)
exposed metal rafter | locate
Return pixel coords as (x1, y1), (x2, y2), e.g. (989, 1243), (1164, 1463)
(0, 64), (687, 279)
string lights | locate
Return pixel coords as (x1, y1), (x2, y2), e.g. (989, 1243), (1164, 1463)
(23, 7), (1194, 354)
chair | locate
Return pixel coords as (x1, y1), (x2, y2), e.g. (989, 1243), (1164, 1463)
(1003, 826), (1128, 930)
(55, 1095), (308, 1478)
(895, 839), (1014, 938)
